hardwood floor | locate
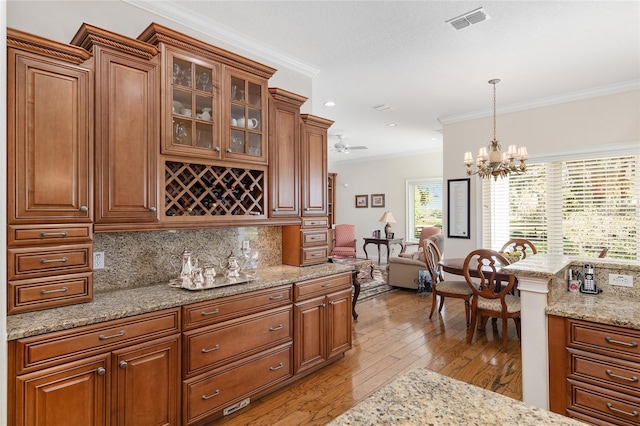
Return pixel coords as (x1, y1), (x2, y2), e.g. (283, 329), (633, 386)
(213, 288), (522, 425)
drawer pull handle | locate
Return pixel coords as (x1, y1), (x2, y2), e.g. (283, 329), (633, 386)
(40, 287), (68, 295)
(606, 403), (639, 417)
(99, 330), (125, 340)
(269, 294), (284, 300)
(201, 344), (220, 353)
(605, 369), (639, 382)
(321, 283), (333, 288)
(202, 390), (220, 400)
(39, 231), (68, 237)
(201, 308), (220, 316)
(97, 367), (106, 375)
(40, 257), (68, 264)
(269, 324), (283, 331)
(605, 336), (638, 347)
(270, 362), (284, 371)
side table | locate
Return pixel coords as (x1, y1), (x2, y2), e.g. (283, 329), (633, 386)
(362, 237), (404, 265)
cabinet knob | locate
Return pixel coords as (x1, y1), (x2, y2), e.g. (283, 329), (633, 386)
(149, 207), (157, 213)
(79, 206), (88, 212)
(97, 367), (106, 375)
(214, 146), (221, 152)
(226, 148), (232, 153)
(273, 208), (278, 212)
(119, 360), (127, 369)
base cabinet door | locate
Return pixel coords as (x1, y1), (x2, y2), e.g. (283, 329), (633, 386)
(16, 355), (109, 426)
(294, 296), (326, 374)
(327, 289), (353, 360)
(112, 335), (180, 426)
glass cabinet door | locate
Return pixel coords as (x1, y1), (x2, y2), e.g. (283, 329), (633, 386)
(227, 71), (267, 163)
(165, 52), (220, 157)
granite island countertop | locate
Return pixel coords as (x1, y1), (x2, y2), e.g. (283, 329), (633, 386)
(6, 263), (353, 340)
(328, 368), (587, 426)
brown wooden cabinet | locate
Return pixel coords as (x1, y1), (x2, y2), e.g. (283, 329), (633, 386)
(71, 24), (160, 228)
(6, 29), (94, 315)
(328, 172), (337, 227)
(268, 88), (307, 219)
(10, 308), (181, 426)
(548, 315), (640, 425)
(293, 273), (352, 374)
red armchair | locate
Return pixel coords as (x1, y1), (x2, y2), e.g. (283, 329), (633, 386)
(331, 224), (357, 258)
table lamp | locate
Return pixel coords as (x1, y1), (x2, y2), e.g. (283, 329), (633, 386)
(378, 211), (397, 238)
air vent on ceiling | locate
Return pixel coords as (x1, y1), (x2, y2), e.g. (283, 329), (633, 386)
(446, 7), (490, 30)
(373, 104), (393, 112)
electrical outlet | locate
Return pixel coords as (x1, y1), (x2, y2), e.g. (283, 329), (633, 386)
(94, 252), (105, 269)
(609, 273), (633, 287)
(242, 240), (250, 254)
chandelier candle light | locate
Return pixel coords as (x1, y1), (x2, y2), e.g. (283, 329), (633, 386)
(379, 211), (397, 238)
(464, 79), (528, 180)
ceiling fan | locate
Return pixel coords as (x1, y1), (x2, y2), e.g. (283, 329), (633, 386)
(331, 135), (368, 154)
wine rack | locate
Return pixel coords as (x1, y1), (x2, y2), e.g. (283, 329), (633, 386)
(164, 161), (265, 217)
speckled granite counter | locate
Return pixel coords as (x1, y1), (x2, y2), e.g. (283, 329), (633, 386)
(327, 368), (587, 425)
(546, 291), (640, 329)
(6, 263), (353, 340)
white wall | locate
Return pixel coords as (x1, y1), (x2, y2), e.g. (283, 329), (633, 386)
(442, 89), (640, 259)
(330, 151), (442, 261)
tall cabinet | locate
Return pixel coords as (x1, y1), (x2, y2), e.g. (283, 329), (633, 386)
(6, 29), (94, 314)
(71, 24), (160, 229)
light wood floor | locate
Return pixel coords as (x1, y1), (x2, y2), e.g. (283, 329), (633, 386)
(214, 288), (522, 425)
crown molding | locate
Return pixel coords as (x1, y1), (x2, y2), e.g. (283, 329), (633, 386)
(438, 80), (640, 125)
(123, 0), (319, 78)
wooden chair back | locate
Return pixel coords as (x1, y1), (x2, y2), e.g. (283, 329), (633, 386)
(462, 249), (516, 301)
(423, 239), (444, 284)
(500, 238), (537, 259)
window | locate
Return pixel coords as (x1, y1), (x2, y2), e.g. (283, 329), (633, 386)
(406, 179), (443, 242)
(483, 154), (639, 260)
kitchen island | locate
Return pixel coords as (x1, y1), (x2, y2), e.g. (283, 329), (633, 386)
(328, 368), (587, 425)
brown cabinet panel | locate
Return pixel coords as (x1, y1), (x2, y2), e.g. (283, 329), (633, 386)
(327, 288), (353, 359)
(183, 344), (292, 425)
(294, 272), (351, 301)
(294, 296), (326, 374)
(8, 272), (93, 314)
(8, 46), (92, 224)
(15, 355), (109, 426)
(8, 244), (92, 280)
(112, 335), (180, 426)
(568, 379), (640, 425)
(300, 115), (332, 217)
(8, 224), (92, 246)
(184, 306), (292, 377)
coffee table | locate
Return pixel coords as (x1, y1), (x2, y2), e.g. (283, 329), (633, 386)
(329, 257), (374, 320)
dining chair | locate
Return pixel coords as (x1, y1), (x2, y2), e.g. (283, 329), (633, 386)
(425, 239), (472, 326)
(598, 247), (609, 258)
(463, 249), (521, 351)
(500, 238), (537, 259)
(331, 224), (357, 258)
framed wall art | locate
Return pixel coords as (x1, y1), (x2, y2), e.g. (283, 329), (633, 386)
(371, 194), (385, 208)
(355, 194), (368, 208)
(447, 178), (470, 239)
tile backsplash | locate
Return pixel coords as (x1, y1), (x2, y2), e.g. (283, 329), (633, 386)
(93, 226), (282, 293)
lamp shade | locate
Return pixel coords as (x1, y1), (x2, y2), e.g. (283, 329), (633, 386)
(378, 211), (396, 224)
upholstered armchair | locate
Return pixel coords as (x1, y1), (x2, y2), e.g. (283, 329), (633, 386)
(387, 233), (444, 290)
(330, 224), (357, 258)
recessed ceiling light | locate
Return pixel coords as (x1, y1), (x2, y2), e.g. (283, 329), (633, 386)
(388, 123), (397, 127)
(324, 101), (336, 107)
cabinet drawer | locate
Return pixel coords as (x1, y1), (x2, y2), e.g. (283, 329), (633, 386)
(302, 229), (328, 246)
(184, 306), (292, 377)
(294, 272), (351, 301)
(8, 272), (93, 315)
(569, 348), (640, 396)
(8, 244), (92, 280)
(568, 379), (640, 425)
(183, 343), (292, 425)
(15, 308), (180, 374)
(182, 285), (292, 330)
(569, 320), (640, 362)
(302, 218), (328, 228)
(300, 246), (328, 265)
(8, 224), (92, 246)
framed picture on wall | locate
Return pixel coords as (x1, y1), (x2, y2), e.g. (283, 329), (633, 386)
(447, 178), (470, 239)
(371, 194), (385, 207)
(355, 194), (368, 208)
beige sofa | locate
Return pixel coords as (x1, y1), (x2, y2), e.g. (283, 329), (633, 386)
(387, 234), (444, 290)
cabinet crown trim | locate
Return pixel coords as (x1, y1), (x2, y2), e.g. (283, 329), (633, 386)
(7, 28), (92, 64)
(71, 23), (159, 59)
(268, 88), (308, 106)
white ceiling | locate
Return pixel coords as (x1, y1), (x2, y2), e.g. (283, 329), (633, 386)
(10, 1), (640, 164)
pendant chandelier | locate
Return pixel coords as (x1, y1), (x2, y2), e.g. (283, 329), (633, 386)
(464, 79), (528, 180)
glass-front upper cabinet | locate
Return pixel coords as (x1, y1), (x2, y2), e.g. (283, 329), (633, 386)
(163, 50), (221, 158)
(225, 68), (268, 164)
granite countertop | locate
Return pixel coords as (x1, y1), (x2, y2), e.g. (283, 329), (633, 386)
(546, 291), (640, 330)
(328, 368), (587, 426)
(6, 263), (353, 340)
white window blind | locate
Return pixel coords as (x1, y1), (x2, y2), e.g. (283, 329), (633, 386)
(483, 155), (639, 260)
